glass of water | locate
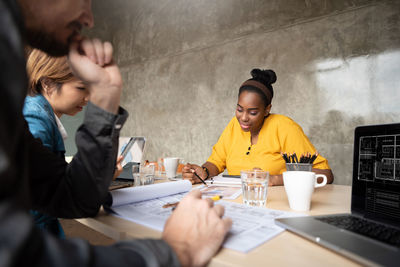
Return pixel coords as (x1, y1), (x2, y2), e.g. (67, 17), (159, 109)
(133, 164), (155, 186)
(241, 170), (269, 207)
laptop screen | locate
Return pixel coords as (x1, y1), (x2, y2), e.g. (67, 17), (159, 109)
(352, 123), (400, 226)
(118, 136), (146, 167)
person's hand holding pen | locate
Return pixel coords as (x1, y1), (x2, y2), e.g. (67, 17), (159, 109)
(182, 163), (207, 184)
(163, 190), (232, 267)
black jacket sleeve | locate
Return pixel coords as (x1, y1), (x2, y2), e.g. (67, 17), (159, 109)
(28, 103), (128, 218)
(1, 200), (180, 267)
(0, 101), (181, 267)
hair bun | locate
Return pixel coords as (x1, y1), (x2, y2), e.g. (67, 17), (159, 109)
(250, 69), (277, 84)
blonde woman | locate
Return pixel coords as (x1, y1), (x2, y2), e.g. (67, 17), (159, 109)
(23, 49), (122, 237)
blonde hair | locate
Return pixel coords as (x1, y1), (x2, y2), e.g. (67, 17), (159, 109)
(26, 49), (75, 96)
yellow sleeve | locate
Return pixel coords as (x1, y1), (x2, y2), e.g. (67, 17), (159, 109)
(206, 118), (235, 173)
(278, 118), (330, 170)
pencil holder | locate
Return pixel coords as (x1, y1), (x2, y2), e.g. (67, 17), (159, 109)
(285, 163), (312, 172)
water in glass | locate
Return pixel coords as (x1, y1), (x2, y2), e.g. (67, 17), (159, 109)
(241, 170), (269, 207)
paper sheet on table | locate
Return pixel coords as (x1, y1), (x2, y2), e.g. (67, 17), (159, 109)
(108, 187), (302, 253)
(109, 179), (192, 207)
(221, 201), (302, 252)
(198, 184), (242, 200)
(106, 180), (191, 231)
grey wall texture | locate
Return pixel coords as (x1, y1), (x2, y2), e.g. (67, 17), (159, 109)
(63, 0), (400, 185)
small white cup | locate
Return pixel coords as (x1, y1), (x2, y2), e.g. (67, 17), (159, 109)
(283, 171), (327, 211)
(164, 157), (180, 178)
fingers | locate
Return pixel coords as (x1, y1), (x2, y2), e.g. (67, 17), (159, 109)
(213, 208), (232, 240)
(182, 163), (196, 172)
(213, 204), (225, 217)
(182, 163), (199, 184)
(182, 163), (192, 174)
(182, 164), (208, 185)
(92, 38), (105, 66)
(113, 156), (124, 180)
(186, 189), (201, 199)
(163, 190), (232, 266)
(68, 41), (80, 59)
(80, 39), (95, 62)
(116, 155), (123, 164)
(80, 38), (113, 66)
(113, 162), (123, 180)
(222, 217), (233, 232)
(103, 42), (113, 65)
(204, 197), (214, 208)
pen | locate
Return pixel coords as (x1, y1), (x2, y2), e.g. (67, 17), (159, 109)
(162, 195), (223, 209)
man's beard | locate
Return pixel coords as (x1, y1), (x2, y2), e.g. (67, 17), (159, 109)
(26, 29), (70, 57)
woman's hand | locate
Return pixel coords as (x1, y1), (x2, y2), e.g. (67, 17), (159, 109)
(182, 163), (207, 184)
(112, 156), (123, 180)
(268, 174), (283, 186)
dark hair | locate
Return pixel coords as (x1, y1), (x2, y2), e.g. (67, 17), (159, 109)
(239, 69), (277, 107)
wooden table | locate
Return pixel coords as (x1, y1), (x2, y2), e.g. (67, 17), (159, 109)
(78, 184), (360, 266)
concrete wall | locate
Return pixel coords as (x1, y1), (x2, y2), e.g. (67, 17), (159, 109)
(63, 0), (400, 185)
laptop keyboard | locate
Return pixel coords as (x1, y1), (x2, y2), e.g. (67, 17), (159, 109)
(317, 215), (400, 247)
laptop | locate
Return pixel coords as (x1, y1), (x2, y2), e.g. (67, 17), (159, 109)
(109, 136), (146, 190)
(276, 123), (400, 266)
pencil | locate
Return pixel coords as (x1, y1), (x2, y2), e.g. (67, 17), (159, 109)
(281, 152), (290, 163)
(293, 153), (299, 163)
(193, 171), (208, 186)
(162, 195), (223, 209)
(310, 152), (318, 164)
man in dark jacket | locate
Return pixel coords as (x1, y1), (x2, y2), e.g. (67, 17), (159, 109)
(0, 0), (232, 266)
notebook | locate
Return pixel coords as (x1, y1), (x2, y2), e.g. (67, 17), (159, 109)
(109, 136), (146, 190)
(275, 123), (400, 266)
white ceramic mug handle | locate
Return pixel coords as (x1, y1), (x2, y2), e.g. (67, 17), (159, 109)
(315, 174), (327, 188)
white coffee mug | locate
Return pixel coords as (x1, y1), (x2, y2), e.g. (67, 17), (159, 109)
(164, 157), (180, 178)
(283, 171), (327, 211)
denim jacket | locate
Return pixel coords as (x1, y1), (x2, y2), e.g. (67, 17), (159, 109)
(23, 94), (65, 156)
(23, 94), (66, 238)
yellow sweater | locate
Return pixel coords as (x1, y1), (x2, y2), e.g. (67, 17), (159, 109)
(207, 114), (330, 175)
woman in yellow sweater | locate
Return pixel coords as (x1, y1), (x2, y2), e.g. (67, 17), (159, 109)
(182, 69), (334, 186)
